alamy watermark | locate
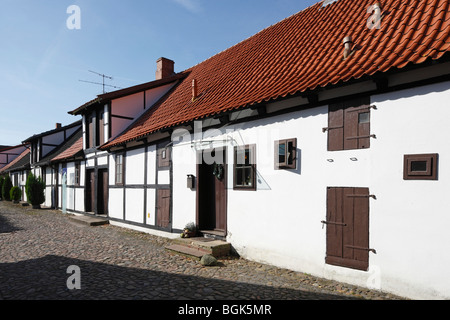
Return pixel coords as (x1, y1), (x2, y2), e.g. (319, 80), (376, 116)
(66, 265), (81, 290)
(367, 4), (382, 30)
(66, 5), (81, 30)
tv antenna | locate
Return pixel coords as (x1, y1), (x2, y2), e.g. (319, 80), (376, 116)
(79, 70), (122, 93)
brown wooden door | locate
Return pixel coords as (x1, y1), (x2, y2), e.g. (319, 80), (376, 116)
(86, 170), (95, 213)
(197, 148), (227, 234)
(214, 162), (227, 232)
(97, 169), (108, 215)
(156, 189), (171, 229)
(325, 187), (370, 271)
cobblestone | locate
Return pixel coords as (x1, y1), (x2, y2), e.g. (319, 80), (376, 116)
(0, 201), (406, 300)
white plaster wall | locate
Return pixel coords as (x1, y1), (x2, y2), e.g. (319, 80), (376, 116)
(168, 81), (450, 300)
(147, 145), (156, 185)
(126, 148), (145, 185)
(75, 188), (84, 212)
(157, 170), (170, 185)
(172, 142), (197, 230)
(125, 188), (144, 223)
(146, 188), (156, 226)
(109, 188), (123, 220)
(109, 155), (116, 185)
(366, 81), (450, 299)
(97, 153), (108, 167)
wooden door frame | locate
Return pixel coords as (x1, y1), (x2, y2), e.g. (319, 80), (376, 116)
(196, 147), (228, 236)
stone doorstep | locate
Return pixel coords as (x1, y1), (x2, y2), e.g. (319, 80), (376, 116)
(166, 237), (231, 259)
(68, 215), (109, 227)
(165, 244), (208, 260)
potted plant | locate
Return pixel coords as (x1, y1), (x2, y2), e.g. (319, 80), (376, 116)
(181, 222), (198, 238)
(10, 186), (22, 204)
(25, 173), (45, 209)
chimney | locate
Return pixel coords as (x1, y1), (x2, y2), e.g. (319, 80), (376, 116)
(343, 36), (353, 59)
(155, 57), (175, 80)
(56, 123), (62, 129)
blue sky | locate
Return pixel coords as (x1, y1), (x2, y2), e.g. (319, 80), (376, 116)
(0, 0), (318, 146)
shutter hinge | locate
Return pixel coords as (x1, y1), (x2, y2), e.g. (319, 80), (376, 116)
(321, 220), (347, 229)
(346, 194), (377, 200)
(345, 245), (377, 254)
(322, 125), (344, 133)
(345, 134), (377, 140)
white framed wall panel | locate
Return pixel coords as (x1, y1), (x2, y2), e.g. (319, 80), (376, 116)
(126, 148), (145, 185)
(145, 188), (156, 226)
(109, 188), (123, 220)
(125, 188), (144, 224)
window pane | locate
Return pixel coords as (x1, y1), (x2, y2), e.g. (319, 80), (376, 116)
(411, 161), (427, 172)
(358, 112), (370, 124)
(116, 155), (123, 184)
(236, 168), (244, 186)
(278, 143), (286, 164)
(244, 167), (253, 186)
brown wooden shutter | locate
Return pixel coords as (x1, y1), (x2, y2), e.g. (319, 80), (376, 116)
(328, 97), (371, 151)
(325, 187), (370, 271)
(88, 114), (95, 149)
(328, 103), (344, 151)
(98, 110), (104, 146)
(156, 189), (171, 229)
(158, 147), (171, 168)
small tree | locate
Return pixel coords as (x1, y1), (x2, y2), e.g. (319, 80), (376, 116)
(2, 175), (13, 201)
(10, 186), (22, 203)
(0, 175), (4, 200)
(26, 173), (45, 208)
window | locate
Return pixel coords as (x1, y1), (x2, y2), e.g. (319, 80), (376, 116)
(275, 138), (297, 169)
(325, 187), (372, 271)
(115, 154), (124, 185)
(326, 97), (374, 151)
(86, 109), (106, 149)
(74, 162), (81, 186)
(404, 154), (438, 180)
(158, 146), (171, 168)
(233, 144), (256, 190)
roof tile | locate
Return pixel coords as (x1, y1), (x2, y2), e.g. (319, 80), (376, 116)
(102, 0), (450, 149)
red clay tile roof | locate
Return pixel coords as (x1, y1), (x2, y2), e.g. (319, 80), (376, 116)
(102, 0), (450, 149)
(51, 137), (83, 162)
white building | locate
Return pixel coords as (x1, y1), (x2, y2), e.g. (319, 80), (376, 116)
(67, 0), (450, 299)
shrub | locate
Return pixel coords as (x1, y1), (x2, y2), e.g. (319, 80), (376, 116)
(26, 173), (45, 208)
(10, 186), (22, 203)
(0, 176), (4, 200)
(2, 175), (13, 201)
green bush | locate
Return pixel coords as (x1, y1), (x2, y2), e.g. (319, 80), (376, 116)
(0, 176), (4, 200)
(2, 175), (13, 201)
(10, 186), (22, 203)
(25, 173), (45, 208)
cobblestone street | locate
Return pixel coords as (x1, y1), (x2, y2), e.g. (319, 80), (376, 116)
(0, 201), (405, 301)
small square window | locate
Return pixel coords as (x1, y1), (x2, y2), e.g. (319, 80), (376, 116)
(404, 154), (438, 180)
(275, 138), (297, 169)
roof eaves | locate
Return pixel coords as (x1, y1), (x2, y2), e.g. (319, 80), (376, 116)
(22, 120), (82, 143)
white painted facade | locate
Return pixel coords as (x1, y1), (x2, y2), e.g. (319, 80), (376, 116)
(105, 78), (450, 300)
